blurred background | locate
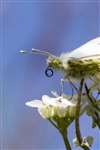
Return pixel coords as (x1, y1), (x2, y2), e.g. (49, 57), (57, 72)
(0, 0), (100, 149)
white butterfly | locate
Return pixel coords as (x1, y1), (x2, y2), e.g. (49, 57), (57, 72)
(46, 37), (100, 82)
(20, 37), (100, 82)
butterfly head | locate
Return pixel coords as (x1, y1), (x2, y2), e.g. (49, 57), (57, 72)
(20, 48), (63, 77)
(47, 56), (62, 70)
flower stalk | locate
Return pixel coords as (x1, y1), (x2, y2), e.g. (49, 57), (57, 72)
(48, 117), (72, 150)
(75, 79), (91, 150)
(75, 79), (84, 144)
(60, 129), (72, 150)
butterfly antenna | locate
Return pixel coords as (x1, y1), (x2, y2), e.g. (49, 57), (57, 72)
(32, 48), (54, 57)
(20, 48), (55, 58)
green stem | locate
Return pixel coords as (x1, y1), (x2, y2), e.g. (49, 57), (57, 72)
(49, 118), (72, 150)
(75, 79), (84, 144)
(60, 129), (72, 150)
(85, 83), (100, 128)
(85, 83), (100, 112)
(75, 79), (90, 150)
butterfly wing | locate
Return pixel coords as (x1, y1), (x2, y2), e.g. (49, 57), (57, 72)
(68, 37), (100, 59)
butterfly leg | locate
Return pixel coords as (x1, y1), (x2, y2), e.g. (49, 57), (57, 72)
(67, 77), (79, 93)
(60, 78), (65, 96)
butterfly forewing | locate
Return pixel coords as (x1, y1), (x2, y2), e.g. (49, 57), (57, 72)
(67, 37), (100, 59)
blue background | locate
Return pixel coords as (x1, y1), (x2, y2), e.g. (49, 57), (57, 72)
(1, 0), (100, 149)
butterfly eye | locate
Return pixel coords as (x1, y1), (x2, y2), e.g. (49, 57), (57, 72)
(45, 67), (54, 77)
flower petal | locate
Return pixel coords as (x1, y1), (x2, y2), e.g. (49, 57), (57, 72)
(61, 98), (76, 106)
(42, 95), (60, 105)
(42, 95), (52, 105)
(38, 106), (54, 119)
(25, 100), (43, 108)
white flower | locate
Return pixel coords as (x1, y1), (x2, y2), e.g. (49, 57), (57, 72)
(25, 95), (76, 119)
(73, 136), (93, 148)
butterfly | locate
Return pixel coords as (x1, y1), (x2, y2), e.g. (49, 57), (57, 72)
(20, 37), (100, 82)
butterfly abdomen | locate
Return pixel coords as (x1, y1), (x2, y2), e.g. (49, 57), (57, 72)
(64, 57), (100, 80)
